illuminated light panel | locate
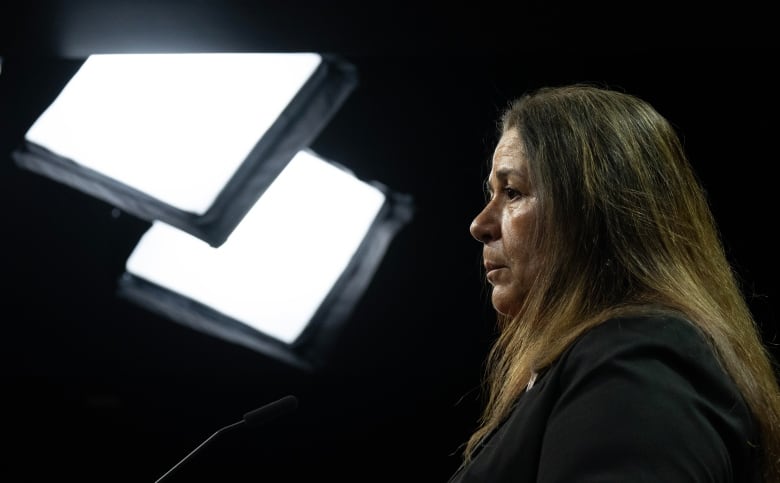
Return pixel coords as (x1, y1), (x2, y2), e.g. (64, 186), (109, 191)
(25, 53), (320, 214)
(14, 52), (358, 247)
(123, 150), (387, 346)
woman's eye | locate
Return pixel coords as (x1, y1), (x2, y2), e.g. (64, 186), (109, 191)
(503, 187), (521, 199)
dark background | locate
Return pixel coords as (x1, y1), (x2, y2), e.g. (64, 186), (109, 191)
(2, 2), (778, 482)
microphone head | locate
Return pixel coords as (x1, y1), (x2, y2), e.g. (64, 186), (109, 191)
(242, 395), (299, 427)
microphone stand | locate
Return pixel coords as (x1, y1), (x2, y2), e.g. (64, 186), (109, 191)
(154, 395), (298, 482)
(155, 419), (244, 483)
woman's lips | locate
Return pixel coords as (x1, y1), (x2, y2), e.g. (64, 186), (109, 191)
(484, 262), (506, 282)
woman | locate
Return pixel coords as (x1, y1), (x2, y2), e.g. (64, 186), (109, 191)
(450, 84), (780, 482)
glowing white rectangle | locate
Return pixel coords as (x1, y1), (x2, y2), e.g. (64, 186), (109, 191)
(125, 150), (386, 344)
(24, 53), (322, 214)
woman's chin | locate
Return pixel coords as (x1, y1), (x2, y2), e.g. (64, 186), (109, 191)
(491, 291), (521, 318)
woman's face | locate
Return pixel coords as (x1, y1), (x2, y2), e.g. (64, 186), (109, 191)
(470, 129), (541, 317)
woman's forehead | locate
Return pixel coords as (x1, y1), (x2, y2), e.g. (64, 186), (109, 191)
(493, 129), (523, 158)
(491, 131), (527, 175)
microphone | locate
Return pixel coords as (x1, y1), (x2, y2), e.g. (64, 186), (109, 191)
(154, 394), (299, 482)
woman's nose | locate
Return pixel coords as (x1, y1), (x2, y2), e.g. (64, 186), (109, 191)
(470, 205), (498, 243)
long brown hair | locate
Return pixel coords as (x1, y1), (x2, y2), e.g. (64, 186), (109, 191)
(464, 84), (780, 481)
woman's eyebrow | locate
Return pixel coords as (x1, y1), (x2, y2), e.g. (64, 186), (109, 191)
(495, 167), (527, 181)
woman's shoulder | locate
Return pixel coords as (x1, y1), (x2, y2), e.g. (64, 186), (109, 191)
(552, 313), (749, 416)
(564, 313), (716, 364)
(537, 313), (761, 481)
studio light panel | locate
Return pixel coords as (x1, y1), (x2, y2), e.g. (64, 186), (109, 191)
(13, 52), (358, 247)
(118, 149), (414, 369)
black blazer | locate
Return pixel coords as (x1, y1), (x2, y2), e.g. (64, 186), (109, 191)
(448, 315), (761, 482)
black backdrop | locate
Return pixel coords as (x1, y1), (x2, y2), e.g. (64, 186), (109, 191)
(1, 3), (778, 482)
